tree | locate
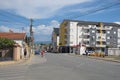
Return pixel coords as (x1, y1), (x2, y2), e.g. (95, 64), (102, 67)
(0, 38), (15, 49)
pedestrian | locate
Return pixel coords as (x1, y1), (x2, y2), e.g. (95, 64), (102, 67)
(41, 50), (45, 57)
(24, 48), (27, 58)
(85, 50), (88, 56)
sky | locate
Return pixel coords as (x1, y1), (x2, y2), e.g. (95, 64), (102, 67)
(0, 0), (120, 42)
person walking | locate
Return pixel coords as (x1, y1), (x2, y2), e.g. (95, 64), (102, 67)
(41, 50), (45, 57)
(24, 48), (27, 58)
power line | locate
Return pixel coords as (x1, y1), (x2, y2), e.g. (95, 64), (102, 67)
(67, 1), (120, 19)
(0, 20), (27, 26)
(0, 10), (29, 24)
(54, 0), (120, 21)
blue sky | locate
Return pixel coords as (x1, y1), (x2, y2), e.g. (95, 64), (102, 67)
(0, 0), (120, 42)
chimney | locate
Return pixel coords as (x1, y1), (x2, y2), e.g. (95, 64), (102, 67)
(9, 29), (14, 33)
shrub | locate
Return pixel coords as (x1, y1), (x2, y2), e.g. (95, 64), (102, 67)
(0, 38), (15, 49)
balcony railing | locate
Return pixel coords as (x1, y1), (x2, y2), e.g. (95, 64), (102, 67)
(96, 38), (106, 41)
(82, 27), (90, 29)
(82, 32), (90, 35)
(83, 38), (90, 41)
(96, 44), (106, 47)
(96, 27), (112, 30)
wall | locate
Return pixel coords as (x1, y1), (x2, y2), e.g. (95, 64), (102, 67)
(0, 48), (13, 61)
(13, 46), (20, 61)
(108, 48), (120, 56)
(14, 40), (24, 59)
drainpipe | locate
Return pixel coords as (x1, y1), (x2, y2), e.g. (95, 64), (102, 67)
(100, 22), (103, 52)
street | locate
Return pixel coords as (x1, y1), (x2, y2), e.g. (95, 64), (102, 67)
(0, 53), (120, 80)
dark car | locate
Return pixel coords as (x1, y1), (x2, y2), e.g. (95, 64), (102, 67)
(86, 50), (94, 54)
(35, 50), (40, 55)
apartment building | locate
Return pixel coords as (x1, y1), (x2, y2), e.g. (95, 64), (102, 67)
(59, 19), (120, 55)
(52, 28), (59, 53)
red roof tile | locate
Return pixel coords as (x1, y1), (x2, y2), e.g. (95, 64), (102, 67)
(0, 32), (26, 40)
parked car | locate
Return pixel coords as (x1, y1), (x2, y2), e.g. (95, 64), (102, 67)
(35, 50), (40, 55)
(84, 50), (94, 56)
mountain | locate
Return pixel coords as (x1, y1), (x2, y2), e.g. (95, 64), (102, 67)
(35, 41), (51, 44)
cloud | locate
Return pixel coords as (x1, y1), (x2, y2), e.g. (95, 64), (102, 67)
(0, 0), (92, 19)
(115, 22), (120, 25)
(33, 20), (60, 35)
(0, 25), (20, 32)
(0, 20), (60, 41)
(32, 20), (60, 41)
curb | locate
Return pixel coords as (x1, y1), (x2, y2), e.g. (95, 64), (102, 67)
(68, 54), (120, 63)
(87, 56), (120, 63)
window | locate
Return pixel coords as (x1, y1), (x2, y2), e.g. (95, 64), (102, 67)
(79, 36), (82, 38)
(70, 29), (73, 32)
(92, 36), (95, 38)
(114, 31), (116, 34)
(107, 31), (110, 34)
(70, 35), (73, 38)
(70, 42), (73, 44)
(107, 37), (110, 39)
(102, 30), (106, 33)
(107, 42), (110, 45)
(92, 30), (95, 33)
(70, 23), (73, 26)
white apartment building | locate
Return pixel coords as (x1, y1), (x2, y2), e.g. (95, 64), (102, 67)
(60, 19), (120, 55)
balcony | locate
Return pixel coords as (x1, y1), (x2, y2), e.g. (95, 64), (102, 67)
(83, 38), (90, 41)
(96, 26), (112, 30)
(82, 26), (90, 29)
(96, 33), (106, 36)
(86, 44), (90, 47)
(96, 44), (106, 47)
(96, 38), (106, 41)
(82, 32), (90, 35)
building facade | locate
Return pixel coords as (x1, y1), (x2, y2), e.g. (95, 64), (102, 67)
(52, 28), (59, 53)
(59, 19), (120, 55)
(0, 32), (27, 59)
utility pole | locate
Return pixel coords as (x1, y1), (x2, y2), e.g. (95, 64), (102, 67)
(30, 19), (34, 54)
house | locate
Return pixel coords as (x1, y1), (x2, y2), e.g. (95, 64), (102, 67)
(59, 19), (120, 55)
(0, 32), (28, 59)
(52, 28), (59, 53)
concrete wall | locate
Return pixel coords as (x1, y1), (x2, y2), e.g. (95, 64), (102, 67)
(0, 48), (13, 61)
(108, 48), (120, 56)
(14, 40), (24, 59)
(13, 46), (20, 61)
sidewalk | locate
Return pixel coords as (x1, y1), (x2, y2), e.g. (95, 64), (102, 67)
(0, 54), (34, 66)
(88, 56), (120, 63)
(68, 53), (120, 63)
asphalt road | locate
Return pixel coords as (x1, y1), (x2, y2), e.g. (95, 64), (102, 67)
(0, 53), (120, 80)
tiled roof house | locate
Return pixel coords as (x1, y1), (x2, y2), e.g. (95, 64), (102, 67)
(0, 32), (26, 59)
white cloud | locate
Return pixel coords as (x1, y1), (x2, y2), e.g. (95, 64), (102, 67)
(0, 20), (59, 34)
(0, 0), (92, 19)
(33, 20), (60, 35)
(115, 22), (120, 25)
(0, 25), (20, 32)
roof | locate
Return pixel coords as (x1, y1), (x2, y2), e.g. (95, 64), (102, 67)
(53, 28), (59, 36)
(0, 32), (26, 40)
(62, 19), (120, 27)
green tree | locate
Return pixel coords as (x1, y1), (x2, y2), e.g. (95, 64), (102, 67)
(0, 38), (15, 49)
